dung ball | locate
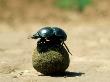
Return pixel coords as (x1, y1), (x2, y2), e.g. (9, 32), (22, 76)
(32, 41), (70, 75)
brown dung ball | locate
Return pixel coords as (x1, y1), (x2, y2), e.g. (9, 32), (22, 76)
(32, 41), (70, 75)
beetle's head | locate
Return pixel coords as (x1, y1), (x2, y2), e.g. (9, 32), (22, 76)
(31, 32), (40, 39)
(27, 32), (40, 39)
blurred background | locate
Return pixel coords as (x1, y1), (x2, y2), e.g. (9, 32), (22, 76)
(0, 0), (110, 27)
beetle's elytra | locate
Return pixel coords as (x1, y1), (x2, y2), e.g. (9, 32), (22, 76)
(31, 27), (67, 42)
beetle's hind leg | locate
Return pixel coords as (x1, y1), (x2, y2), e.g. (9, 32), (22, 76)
(62, 42), (72, 55)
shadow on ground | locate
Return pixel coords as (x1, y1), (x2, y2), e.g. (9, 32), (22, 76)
(39, 71), (85, 77)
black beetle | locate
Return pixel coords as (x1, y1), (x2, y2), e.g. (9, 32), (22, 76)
(31, 27), (72, 55)
(31, 27), (67, 42)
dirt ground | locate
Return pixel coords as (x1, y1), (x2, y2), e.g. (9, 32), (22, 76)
(0, 0), (110, 82)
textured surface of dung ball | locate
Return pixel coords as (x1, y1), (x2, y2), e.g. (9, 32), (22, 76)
(32, 41), (70, 75)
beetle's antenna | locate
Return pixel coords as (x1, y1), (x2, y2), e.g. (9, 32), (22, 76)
(63, 42), (72, 55)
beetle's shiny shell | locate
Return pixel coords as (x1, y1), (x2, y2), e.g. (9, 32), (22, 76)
(53, 27), (67, 41)
(38, 27), (54, 38)
(33, 27), (67, 41)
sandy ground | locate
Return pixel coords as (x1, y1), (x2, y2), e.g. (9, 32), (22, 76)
(0, 19), (110, 82)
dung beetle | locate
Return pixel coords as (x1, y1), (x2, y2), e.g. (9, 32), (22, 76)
(31, 27), (67, 42)
(31, 26), (72, 55)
